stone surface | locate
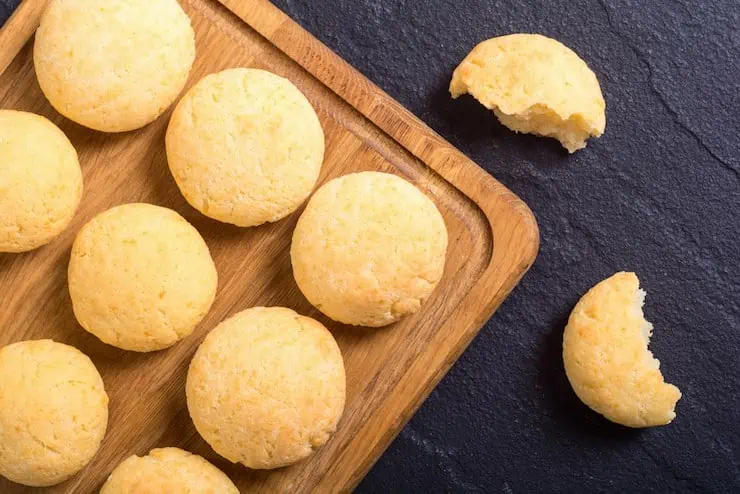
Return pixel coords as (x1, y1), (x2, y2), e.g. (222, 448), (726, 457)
(2, 0), (739, 491)
(0, 0), (16, 25)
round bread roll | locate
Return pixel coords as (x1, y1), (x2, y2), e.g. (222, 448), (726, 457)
(0, 340), (108, 487)
(291, 172), (448, 327)
(0, 110), (82, 253)
(563, 272), (682, 427)
(101, 447), (238, 494)
(186, 307), (346, 469)
(450, 34), (605, 153)
(68, 203), (218, 352)
(34, 0), (195, 132)
(166, 68), (325, 227)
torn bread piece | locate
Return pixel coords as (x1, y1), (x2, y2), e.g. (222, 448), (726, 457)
(450, 34), (606, 153)
(563, 272), (682, 427)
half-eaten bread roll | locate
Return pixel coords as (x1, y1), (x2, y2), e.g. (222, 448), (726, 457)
(563, 272), (681, 427)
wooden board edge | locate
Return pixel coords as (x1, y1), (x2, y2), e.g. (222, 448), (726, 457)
(213, 2), (541, 490)
(0, 2), (540, 490)
(343, 207), (539, 490)
(336, 172), (540, 489)
(217, 0), (541, 331)
(0, 1), (540, 295)
(0, 0), (46, 75)
(218, 0), (540, 280)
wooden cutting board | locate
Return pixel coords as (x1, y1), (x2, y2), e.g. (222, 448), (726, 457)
(0, 0), (539, 491)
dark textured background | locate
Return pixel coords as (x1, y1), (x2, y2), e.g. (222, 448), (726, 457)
(2, 0), (739, 492)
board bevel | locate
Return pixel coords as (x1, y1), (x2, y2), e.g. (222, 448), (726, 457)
(0, 0), (539, 492)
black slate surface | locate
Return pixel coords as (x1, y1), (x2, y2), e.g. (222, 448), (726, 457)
(2, 1), (739, 492)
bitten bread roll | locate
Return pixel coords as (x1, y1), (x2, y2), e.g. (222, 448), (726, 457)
(101, 448), (238, 494)
(166, 68), (325, 227)
(563, 272), (682, 427)
(0, 340), (108, 487)
(68, 203), (218, 352)
(291, 171), (448, 327)
(186, 307), (346, 469)
(0, 110), (82, 253)
(450, 34), (606, 152)
(34, 0), (195, 132)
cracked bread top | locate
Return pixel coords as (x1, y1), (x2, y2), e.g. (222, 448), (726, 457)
(0, 339), (108, 487)
(101, 447), (238, 494)
(68, 203), (218, 352)
(186, 307), (346, 469)
(0, 110), (82, 253)
(166, 68), (325, 227)
(34, 0), (195, 133)
(291, 171), (448, 327)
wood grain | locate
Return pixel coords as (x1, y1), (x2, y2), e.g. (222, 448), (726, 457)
(0, 0), (539, 492)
